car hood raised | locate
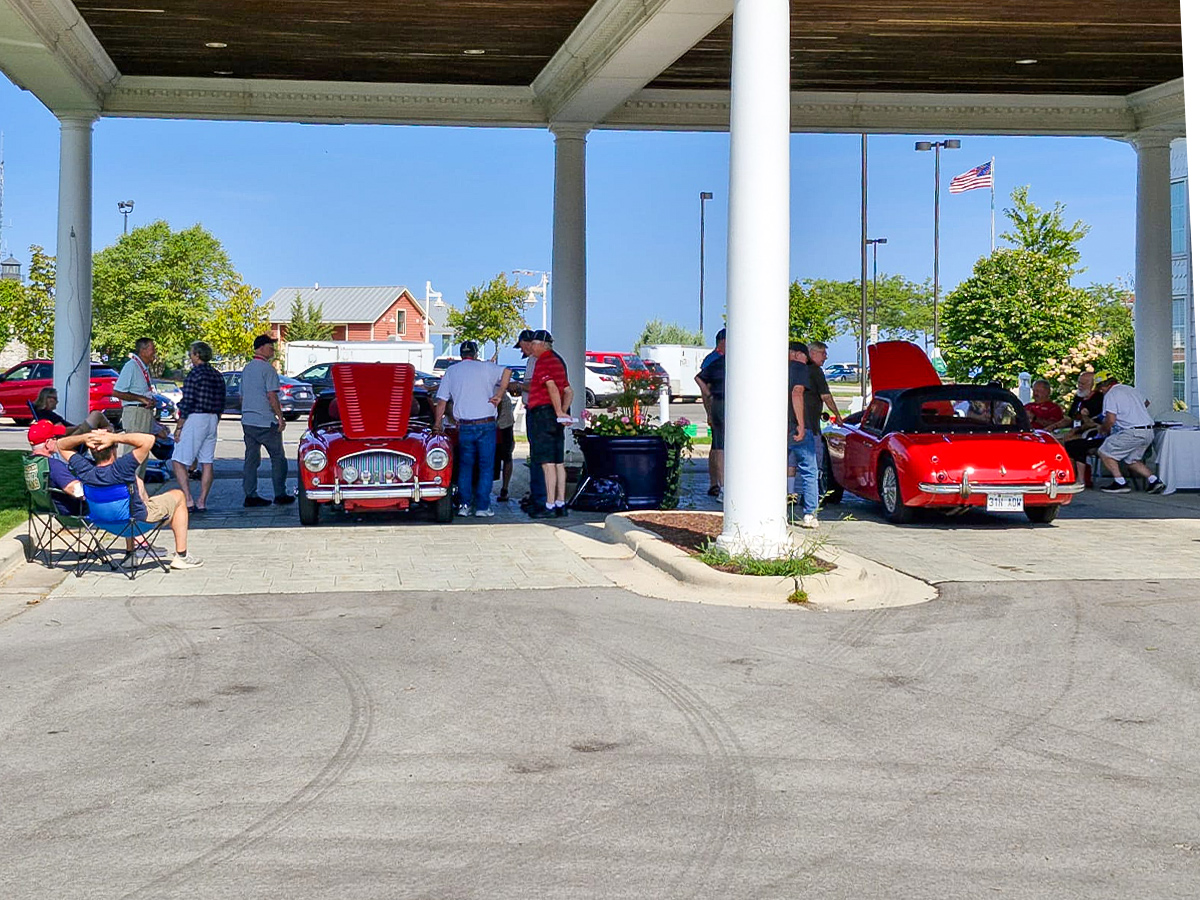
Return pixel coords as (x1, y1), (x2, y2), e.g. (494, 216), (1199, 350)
(331, 362), (415, 439)
(869, 341), (942, 392)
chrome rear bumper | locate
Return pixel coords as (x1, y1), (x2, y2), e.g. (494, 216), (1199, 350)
(918, 472), (1083, 501)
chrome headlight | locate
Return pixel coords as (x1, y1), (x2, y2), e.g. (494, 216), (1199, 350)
(427, 448), (450, 470)
(303, 449), (327, 472)
(340, 464), (359, 483)
(397, 462), (415, 482)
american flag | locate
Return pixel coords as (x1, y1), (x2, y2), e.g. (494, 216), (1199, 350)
(949, 161), (993, 194)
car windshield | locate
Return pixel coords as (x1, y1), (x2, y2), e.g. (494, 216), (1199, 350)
(899, 387), (1028, 434)
(622, 356), (647, 371)
(588, 365), (621, 377)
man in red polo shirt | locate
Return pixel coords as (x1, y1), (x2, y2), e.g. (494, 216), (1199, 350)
(525, 330), (573, 517)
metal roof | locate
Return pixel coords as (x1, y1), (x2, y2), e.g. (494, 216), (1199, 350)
(265, 286), (450, 328)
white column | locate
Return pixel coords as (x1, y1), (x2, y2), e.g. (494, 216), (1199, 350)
(717, 0), (791, 558)
(52, 115), (97, 425)
(1132, 133), (1174, 417)
(550, 125), (588, 423)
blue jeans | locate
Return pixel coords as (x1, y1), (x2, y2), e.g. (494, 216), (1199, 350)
(457, 421), (497, 512)
(787, 431), (819, 516)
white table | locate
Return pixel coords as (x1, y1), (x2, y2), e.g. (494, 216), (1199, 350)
(1152, 427), (1200, 494)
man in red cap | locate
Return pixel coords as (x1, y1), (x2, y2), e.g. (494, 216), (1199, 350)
(26, 420), (84, 515)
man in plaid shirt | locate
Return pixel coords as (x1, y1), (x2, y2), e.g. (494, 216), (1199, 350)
(172, 341), (227, 512)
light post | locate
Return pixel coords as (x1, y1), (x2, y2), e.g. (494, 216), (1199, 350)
(866, 237), (887, 341)
(513, 269), (550, 330)
(117, 200), (134, 234)
(699, 191), (713, 335)
(914, 139), (959, 348)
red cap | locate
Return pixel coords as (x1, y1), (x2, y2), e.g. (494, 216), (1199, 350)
(27, 419), (67, 445)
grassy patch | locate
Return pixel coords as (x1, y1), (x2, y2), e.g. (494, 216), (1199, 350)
(695, 539), (829, 578)
(0, 450), (29, 536)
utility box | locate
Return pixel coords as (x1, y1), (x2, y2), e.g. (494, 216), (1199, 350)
(284, 340), (435, 376)
(639, 344), (711, 401)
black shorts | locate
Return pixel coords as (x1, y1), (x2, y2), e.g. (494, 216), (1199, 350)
(710, 396), (725, 451)
(493, 426), (515, 479)
(527, 405), (565, 466)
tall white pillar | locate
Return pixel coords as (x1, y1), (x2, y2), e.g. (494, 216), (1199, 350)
(717, 0), (791, 558)
(53, 115), (96, 425)
(1132, 133), (1174, 417)
(550, 125), (588, 422)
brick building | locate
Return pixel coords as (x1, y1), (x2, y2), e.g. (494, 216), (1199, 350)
(265, 285), (453, 350)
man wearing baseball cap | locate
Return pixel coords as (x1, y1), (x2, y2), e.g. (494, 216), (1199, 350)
(433, 340), (511, 517)
(26, 420), (84, 515)
(525, 330), (574, 517)
(241, 334), (294, 507)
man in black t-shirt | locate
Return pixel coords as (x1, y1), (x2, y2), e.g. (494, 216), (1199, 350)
(804, 341), (842, 479)
(695, 327), (727, 497)
(787, 342), (820, 528)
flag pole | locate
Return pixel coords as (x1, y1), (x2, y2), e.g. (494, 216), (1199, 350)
(990, 156), (996, 253)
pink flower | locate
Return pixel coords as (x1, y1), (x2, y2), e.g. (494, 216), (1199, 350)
(675, 417), (690, 426)
(621, 416), (630, 424)
(581, 409), (591, 420)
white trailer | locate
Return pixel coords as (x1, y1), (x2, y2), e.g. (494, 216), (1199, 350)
(639, 344), (711, 401)
(284, 340), (435, 376)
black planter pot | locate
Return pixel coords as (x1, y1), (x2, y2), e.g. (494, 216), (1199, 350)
(576, 433), (669, 510)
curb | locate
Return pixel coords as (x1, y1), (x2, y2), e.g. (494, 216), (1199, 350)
(0, 521), (29, 580)
(604, 512), (938, 609)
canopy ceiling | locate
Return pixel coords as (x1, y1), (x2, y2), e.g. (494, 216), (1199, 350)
(0, 1), (1186, 136)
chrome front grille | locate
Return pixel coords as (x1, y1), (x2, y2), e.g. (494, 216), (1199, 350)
(336, 449), (417, 484)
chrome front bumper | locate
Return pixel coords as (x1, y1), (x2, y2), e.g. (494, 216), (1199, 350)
(918, 471), (1084, 501)
(306, 481), (448, 503)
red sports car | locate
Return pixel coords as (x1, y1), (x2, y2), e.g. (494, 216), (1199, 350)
(296, 362), (456, 525)
(823, 341), (1082, 524)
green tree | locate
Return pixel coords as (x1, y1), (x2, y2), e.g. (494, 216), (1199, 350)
(92, 221), (238, 368)
(446, 273), (527, 360)
(285, 293), (334, 341)
(788, 275), (932, 347)
(634, 318), (704, 352)
(1000, 185), (1091, 272)
(788, 279), (841, 344)
(206, 282), (272, 360)
(941, 248), (1091, 386)
(1084, 280), (1135, 384)
(0, 246), (57, 356)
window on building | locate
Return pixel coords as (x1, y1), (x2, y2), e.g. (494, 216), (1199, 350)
(1171, 181), (1188, 255)
(396, 310), (406, 336)
(1173, 295), (1187, 404)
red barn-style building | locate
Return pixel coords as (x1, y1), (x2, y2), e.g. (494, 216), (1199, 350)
(265, 285), (452, 347)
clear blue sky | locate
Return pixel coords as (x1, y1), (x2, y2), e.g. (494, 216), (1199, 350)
(1, 75), (1136, 365)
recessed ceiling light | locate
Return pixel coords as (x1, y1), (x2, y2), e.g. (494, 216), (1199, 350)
(1015, 58), (1038, 65)
(462, 49), (486, 56)
(205, 41), (228, 49)
(213, 70), (233, 76)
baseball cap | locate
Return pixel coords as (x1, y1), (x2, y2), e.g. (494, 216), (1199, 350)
(459, 340), (479, 357)
(715, 327), (726, 342)
(253, 334), (276, 350)
(513, 329), (535, 348)
(789, 340), (808, 354)
(531, 329), (553, 343)
(28, 419), (67, 445)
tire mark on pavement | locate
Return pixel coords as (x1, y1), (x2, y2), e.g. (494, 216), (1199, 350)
(121, 619), (373, 899)
(124, 596), (201, 698)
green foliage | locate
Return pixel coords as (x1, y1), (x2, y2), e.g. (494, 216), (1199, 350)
(696, 538), (827, 576)
(285, 293), (334, 342)
(0, 246), (57, 356)
(206, 282), (272, 360)
(1000, 185), (1091, 272)
(92, 221), (238, 369)
(788, 280), (841, 343)
(634, 318), (704, 352)
(941, 249), (1090, 387)
(0, 277), (19, 349)
(578, 411), (693, 508)
(1083, 281), (1135, 384)
(446, 273), (527, 360)
(0, 449), (29, 534)
(789, 275), (933, 347)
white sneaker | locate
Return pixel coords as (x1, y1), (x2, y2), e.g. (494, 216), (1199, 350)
(458, 504), (472, 516)
(474, 508), (495, 518)
(800, 514), (819, 529)
(170, 554), (204, 570)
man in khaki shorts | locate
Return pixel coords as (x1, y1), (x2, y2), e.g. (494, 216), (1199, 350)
(53, 430), (203, 569)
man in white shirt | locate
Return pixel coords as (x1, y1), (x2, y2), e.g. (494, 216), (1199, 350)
(1096, 376), (1165, 494)
(433, 341), (511, 517)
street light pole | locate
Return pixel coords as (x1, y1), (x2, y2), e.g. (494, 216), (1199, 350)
(117, 199), (134, 235)
(866, 237), (887, 341)
(699, 191), (713, 335)
(914, 139), (959, 348)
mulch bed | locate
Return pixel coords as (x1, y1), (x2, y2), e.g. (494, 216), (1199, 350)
(626, 511), (722, 553)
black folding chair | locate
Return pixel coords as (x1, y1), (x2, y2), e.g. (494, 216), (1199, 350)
(75, 482), (170, 579)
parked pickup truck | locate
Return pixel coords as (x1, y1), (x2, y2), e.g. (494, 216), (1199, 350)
(0, 359), (123, 425)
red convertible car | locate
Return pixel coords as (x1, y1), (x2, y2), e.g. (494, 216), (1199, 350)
(823, 341), (1082, 524)
(296, 362), (456, 525)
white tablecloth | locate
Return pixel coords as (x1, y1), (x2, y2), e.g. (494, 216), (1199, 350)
(1152, 427), (1200, 494)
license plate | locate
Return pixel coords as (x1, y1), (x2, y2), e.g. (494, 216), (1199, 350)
(986, 493), (1024, 512)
